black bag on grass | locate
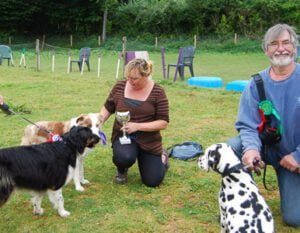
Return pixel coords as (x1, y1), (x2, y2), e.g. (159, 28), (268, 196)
(167, 141), (203, 160)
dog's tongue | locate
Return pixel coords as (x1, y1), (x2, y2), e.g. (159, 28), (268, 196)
(99, 131), (107, 145)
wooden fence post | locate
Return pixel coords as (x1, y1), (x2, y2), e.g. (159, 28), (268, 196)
(67, 50), (71, 73)
(19, 48), (26, 68)
(8, 37), (11, 45)
(122, 36), (127, 57)
(97, 50), (101, 78)
(98, 35), (101, 46)
(194, 35), (197, 48)
(70, 34), (73, 47)
(115, 52), (122, 80)
(51, 49), (55, 73)
(155, 37), (158, 49)
(42, 34), (46, 50)
(36, 39), (40, 71)
(161, 47), (166, 79)
(174, 48), (183, 82)
(122, 36), (127, 77)
(234, 33), (238, 44)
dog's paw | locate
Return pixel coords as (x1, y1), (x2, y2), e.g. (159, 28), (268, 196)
(33, 207), (44, 216)
(59, 210), (70, 218)
(75, 185), (85, 192)
(80, 179), (89, 185)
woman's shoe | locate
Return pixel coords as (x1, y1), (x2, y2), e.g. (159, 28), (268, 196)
(162, 149), (170, 171)
(114, 169), (128, 184)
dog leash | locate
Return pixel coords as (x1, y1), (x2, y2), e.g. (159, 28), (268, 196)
(245, 159), (276, 191)
(0, 102), (54, 135)
(262, 165), (272, 191)
(221, 160), (262, 178)
(1, 102), (106, 144)
(0, 102), (64, 142)
(260, 146), (277, 191)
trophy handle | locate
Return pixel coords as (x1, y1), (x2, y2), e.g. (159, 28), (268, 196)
(122, 126), (127, 138)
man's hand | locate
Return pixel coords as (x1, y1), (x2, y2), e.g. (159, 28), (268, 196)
(242, 149), (262, 171)
(280, 154), (300, 173)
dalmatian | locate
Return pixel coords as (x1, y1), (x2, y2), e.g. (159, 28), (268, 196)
(198, 143), (274, 233)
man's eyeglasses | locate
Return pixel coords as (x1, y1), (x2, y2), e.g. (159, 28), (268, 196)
(267, 41), (295, 51)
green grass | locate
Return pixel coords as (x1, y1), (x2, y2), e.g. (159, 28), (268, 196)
(0, 50), (298, 232)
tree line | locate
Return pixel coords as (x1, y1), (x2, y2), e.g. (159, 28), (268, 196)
(0, 0), (299, 39)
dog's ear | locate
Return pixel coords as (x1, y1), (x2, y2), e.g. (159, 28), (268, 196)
(207, 151), (216, 168)
(207, 148), (221, 170)
(76, 115), (85, 125)
(215, 144), (222, 151)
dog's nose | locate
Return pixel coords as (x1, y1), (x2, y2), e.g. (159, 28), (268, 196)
(93, 134), (100, 143)
(86, 134), (100, 148)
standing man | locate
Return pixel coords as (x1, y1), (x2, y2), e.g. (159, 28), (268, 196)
(228, 24), (300, 227)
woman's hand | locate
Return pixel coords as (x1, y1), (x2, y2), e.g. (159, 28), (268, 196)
(122, 122), (139, 134)
(121, 120), (168, 134)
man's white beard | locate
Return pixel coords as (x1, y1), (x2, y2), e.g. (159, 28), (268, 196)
(270, 52), (295, 67)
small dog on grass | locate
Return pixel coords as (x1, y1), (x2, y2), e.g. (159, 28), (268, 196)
(198, 143), (274, 233)
(0, 126), (99, 218)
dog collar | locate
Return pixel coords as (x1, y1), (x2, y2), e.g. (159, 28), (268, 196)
(47, 134), (63, 143)
(221, 163), (244, 177)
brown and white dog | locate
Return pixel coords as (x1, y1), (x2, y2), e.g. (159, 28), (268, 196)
(21, 113), (103, 192)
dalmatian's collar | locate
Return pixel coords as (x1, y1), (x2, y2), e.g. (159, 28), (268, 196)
(221, 163), (245, 177)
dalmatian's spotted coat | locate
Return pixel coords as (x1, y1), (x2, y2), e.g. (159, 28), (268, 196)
(198, 143), (274, 233)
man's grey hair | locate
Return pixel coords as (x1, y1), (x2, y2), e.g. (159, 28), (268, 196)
(262, 24), (298, 51)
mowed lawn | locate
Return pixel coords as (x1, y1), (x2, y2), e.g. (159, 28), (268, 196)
(0, 49), (298, 233)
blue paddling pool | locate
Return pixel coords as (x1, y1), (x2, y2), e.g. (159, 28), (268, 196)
(225, 80), (249, 92)
(187, 77), (223, 88)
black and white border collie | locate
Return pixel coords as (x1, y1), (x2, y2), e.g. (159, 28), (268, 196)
(0, 126), (99, 218)
(21, 113), (103, 192)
